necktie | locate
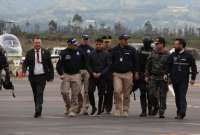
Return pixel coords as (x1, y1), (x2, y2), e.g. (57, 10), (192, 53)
(36, 50), (40, 63)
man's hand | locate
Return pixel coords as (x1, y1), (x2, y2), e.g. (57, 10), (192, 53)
(135, 72), (139, 80)
(190, 80), (195, 85)
(145, 76), (149, 82)
(93, 73), (97, 78)
(60, 75), (64, 80)
(96, 73), (101, 79)
(93, 73), (101, 79)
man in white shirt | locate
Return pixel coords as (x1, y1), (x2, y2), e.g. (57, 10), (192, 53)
(23, 37), (54, 118)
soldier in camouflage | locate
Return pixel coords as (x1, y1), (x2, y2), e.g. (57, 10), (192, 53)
(145, 37), (169, 119)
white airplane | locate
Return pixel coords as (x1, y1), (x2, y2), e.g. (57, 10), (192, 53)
(0, 33), (23, 75)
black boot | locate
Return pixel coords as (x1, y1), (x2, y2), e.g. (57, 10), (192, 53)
(34, 112), (41, 118)
(139, 112), (147, 117)
(90, 107), (97, 115)
(159, 111), (165, 119)
(152, 107), (158, 116)
(97, 95), (104, 115)
(179, 113), (186, 120)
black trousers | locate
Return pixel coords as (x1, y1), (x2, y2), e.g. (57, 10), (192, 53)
(172, 82), (188, 115)
(88, 77), (105, 113)
(30, 75), (46, 114)
(132, 79), (152, 114)
(103, 76), (114, 113)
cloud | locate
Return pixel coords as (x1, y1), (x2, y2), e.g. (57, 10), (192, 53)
(0, 0), (199, 28)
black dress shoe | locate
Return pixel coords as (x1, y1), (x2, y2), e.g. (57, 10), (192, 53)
(90, 107), (97, 115)
(179, 113), (186, 120)
(152, 108), (158, 116)
(139, 112), (147, 117)
(83, 112), (89, 115)
(159, 115), (165, 119)
(174, 116), (179, 119)
(34, 112), (41, 118)
(97, 111), (102, 115)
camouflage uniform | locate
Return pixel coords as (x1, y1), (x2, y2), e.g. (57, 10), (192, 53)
(145, 49), (169, 116)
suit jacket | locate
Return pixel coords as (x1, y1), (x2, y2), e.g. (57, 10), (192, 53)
(22, 48), (54, 82)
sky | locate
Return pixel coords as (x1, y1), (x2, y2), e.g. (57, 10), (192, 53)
(0, 0), (199, 29)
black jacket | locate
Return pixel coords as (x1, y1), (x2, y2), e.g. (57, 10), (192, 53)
(138, 46), (153, 73)
(111, 45), (138, 73)
(78, 44), (94, 70)
(88, 50), (111, 78)
(0, 49), (10, 81)
(167, 50), (197, 83)
(22, 48), (54, 81)
(56, 48), (85, 75)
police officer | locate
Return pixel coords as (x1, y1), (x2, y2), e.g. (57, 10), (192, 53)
(145, 37), (169, 118)
(167, 38), (197, 119)
(78, 34), (94, 115)
(56, 38), (85, 117)
(102, 35), (114, 114)
(137, 38), (154, 117)
(88, 38), (111, 115)
(111, 34), (138, 117)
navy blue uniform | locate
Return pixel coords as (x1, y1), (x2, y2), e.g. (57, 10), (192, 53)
(88, 50), (111, 114)
(167, 50), (197, 116)
(56, 48), (85, 75)
(78, 44), (94, 70)
(111, 45), (138, 73)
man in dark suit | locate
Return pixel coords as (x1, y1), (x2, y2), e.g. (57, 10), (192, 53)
(23, 37), (54, 118)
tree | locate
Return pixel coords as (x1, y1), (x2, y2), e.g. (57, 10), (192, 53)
(72, 14), (83, 27)
(100, 22), (106, 29)
(143, 20), (153, 36)
(162, 27), (169, 37)
(48, 20), (57, 32)
(114, 22), (127, 35)
(197, 28), (200, 37)
(25, 21), (30, 33)
(0, 22), (5, 34)
(178, 28), (183, 37)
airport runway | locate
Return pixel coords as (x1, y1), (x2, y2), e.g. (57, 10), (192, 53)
(0, 77), (200, 135)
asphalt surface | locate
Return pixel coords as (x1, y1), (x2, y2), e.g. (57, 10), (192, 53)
(0, 77), (200, 135)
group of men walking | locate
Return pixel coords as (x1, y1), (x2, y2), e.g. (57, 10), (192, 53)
(21, 34), (197, 120)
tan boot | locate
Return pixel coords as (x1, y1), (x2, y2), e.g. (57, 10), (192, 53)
(121, 111), (128, 117)
(64, 107), (69, 115)
(68, 112), (77, 117)
(112, 110), (121, 117)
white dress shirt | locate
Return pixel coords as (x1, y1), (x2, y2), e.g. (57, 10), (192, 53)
(34, 49), (45, 75)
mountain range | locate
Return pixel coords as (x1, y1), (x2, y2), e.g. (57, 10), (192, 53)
(0, 0), (199, 30)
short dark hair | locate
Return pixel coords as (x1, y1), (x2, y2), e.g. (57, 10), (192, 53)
(175, 38), (186, 48)
(101, 35), (112, 40)
(34, 35), (40, 40)
(155, 37), (166, 46)
(96, 38), (103, 43)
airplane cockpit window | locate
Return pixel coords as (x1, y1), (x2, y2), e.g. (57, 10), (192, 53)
(3, 36), (19, 47)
